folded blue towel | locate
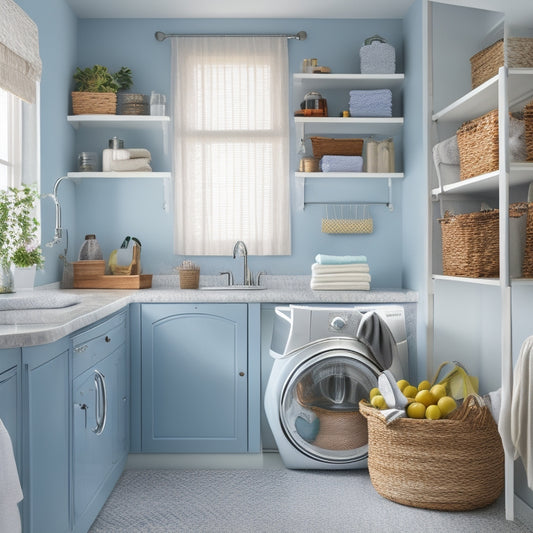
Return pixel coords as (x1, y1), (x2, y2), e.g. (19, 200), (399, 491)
(315, 254), (368, 265)
(349, 89), (392, 117)
(320, 155), (363, 173)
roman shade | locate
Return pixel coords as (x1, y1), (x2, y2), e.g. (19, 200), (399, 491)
(0, 0), (42, 103)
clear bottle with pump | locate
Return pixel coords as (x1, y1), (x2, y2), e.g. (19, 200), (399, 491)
(78, 234), (103, 261)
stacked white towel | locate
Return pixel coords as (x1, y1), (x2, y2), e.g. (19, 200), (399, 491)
(110, 148), (152, 172)
(320, 155), (363, 173)
(310, 254), (371, 290)
(349, 89), (392, 117)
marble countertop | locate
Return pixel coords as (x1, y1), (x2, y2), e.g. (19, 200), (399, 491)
(0, 275), (418, 348)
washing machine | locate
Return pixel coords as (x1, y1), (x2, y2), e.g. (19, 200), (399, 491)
(264, 304), (408, 469)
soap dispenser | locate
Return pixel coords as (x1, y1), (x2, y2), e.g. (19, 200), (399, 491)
(102, 137), (128, 172)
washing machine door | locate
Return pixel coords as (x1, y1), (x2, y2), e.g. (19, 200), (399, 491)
(279, 347), (379, 465)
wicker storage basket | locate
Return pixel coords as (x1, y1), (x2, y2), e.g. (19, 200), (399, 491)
(71, 92), (117, 115)
(470, 38), (533, 89)
(456, 109), (499, 181)
(522, 203), (533, 277)
(524, 101), (533, 161)
(310, 137), (364, 159)
(439, 203), (528, 278)
(359, 395), (504, 511)
(179, 268), (199, 289)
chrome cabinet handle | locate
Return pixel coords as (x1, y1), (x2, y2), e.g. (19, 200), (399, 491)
(74, 344), (88, 353)
(92, 369), (107, 435)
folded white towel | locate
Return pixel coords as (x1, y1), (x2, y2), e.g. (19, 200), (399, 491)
(312, 263), (369, 274)
(315, 254), (367, 265)
(0, 418), (23, 533)
(127, 148), (152, 159)
(311, 273), (371, 283)
(310, 280), (370, 291)
(110, 158), (152, 172)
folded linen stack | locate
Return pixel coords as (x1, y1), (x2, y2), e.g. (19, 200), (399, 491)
(349, 89), (392, 117)
(310, 254), (371, 290)
(110, 148), (152, 172)
(320, 155), (363, 173)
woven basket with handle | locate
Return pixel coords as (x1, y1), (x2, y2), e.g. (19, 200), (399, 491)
(359, 395), (504, 511)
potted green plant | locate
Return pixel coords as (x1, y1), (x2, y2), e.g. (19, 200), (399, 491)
(0, 185), (44, 292)
(71, 64), (133, 115)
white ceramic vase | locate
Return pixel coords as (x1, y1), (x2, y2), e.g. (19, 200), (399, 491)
(12, 265), (36, 291)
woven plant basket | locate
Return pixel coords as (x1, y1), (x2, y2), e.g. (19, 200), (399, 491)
(310, 137), (364, 159)
(439, 203), (528, 278)
(359, 395), (504, 511)
(456, 109), (499, 180)
(71, 92), (117, 115)
(470, 38), (533, 89)
(179, 268), (199, 289)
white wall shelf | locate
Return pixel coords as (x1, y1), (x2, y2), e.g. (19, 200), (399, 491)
(293, 73), (404, 91)
(296, 172), (404, 179)
(432, 274), (500, 286)
(67, 172), (171, 179)
(67, 114), (170, 129)
(294, 116), (403, 136)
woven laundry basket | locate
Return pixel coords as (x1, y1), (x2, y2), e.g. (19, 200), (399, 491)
(524, 101), (533, 162)
(359, 395), (504, 511)
(439, 203), (528, 278)
(470, 38), (533, 89)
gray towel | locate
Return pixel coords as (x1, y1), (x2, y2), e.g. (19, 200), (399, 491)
(356, 310), (398, 370)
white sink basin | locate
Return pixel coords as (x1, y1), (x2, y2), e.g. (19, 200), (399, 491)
(200, 285), (266, 291)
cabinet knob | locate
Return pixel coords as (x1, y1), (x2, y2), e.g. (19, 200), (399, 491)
(105, 336), (111, 343)
(239, 371), (245, 377)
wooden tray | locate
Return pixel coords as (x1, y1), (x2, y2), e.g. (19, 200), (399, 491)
(73, 274), (152, 289)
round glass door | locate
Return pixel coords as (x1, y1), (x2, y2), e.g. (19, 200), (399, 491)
(279, 351), (379, 464)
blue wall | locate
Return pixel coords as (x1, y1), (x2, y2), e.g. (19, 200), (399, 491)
(70, 17), (407, 287)
(15, 0), (78, 286)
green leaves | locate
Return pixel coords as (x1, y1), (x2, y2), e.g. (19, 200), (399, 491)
(73, 65), (134, 93)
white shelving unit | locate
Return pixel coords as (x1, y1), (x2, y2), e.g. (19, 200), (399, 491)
(430, 15), (533, 519)
(67, 114), (172, 210)
(293, 73), (404, 207)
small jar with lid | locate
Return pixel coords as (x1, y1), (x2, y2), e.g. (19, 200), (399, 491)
(78, 234), (103, 261)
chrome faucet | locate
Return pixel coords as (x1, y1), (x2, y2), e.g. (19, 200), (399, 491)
(232, 240), (251, 286)
(45, 176), (69, 247)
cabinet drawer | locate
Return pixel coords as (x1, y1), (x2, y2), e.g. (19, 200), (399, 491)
(73, 311), (127, 377)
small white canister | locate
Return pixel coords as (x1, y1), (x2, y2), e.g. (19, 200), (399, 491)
(360, 35), (396, 74)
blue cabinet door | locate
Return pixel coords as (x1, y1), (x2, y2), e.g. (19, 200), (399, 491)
(141, 303), (248, 453)
(0, 349), (21, 471)
(22, 338), (71, 533)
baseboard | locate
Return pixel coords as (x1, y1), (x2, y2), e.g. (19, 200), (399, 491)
(515, 495), (533, 525)
(126, 452), (285, 470)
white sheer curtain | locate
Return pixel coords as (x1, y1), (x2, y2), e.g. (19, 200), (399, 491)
(171, 36), (290, 255)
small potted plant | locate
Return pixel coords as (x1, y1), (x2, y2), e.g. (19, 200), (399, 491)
(0, 186), (44, 292)
(71, 64), (133, 115)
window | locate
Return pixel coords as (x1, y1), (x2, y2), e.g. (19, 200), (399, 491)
(172, 37), (290, 255)
(0, 87), (22, 190)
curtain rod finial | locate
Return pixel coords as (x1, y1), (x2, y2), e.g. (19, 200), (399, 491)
(296, 31), (307, 41)
(155, 31), (166, 41)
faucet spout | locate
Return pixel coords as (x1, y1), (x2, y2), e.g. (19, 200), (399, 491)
(46, 176), (69, 247)
(232, 240), (251, 285)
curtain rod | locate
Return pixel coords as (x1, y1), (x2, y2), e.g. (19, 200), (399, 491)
(154, 30), (307, 41)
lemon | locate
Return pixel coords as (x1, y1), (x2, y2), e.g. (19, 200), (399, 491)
(425, 404), (442, 420)
(430, 383), (447, 401)
(406, 401), (426, 419)
(417, 380), (431, 391)
(415, 389), (436, 407)
(438, 395), (457, 416)
(369, 387), (381, 400)
(396, 379), (410, 392)
(403, 385), (418, 399)
(370, 395), (388, 409)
